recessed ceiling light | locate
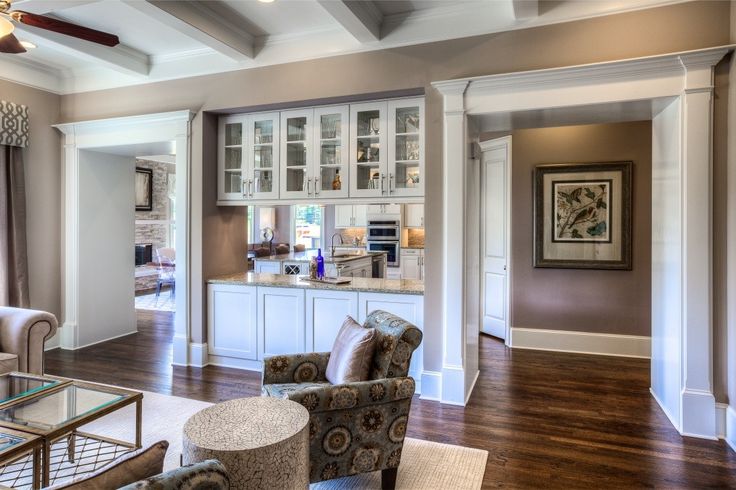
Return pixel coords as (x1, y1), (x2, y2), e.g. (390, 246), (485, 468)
(257, 0), (275, 3)
(19, 41), (36, 49)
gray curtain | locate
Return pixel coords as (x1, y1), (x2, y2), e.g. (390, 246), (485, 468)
(0, 145), (29, 307)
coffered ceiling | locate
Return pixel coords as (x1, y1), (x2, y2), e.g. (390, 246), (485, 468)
(0, 0), (683, 94)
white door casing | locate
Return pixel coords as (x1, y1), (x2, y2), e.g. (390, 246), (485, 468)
(54, 111), (194, 365)
(479, 136), (511, 341)
(432, 45), (730, 423)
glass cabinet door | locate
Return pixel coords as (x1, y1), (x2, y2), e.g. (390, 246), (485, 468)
(388, 97), (424, 197)
(313, 105), (349, 198)
(280, 109), (312, 199)
(218, 115), (247, 201)
(246, 112), (279, 200)
(350, 101), (387, 198)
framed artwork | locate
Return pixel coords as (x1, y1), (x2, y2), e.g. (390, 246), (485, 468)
(534, 161), (632, 270)
(135, 167), (153, 211)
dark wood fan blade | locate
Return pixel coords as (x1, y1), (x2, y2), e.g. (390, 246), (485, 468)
(13, 11), (119, 46)
(0, 33), (26, 53)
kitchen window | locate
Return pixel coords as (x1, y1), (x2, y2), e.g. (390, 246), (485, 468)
(292, 204), (323, 250)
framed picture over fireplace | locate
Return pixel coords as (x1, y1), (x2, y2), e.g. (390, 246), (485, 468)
(533, 161), (632, 270)
(135, 167), (153, 211)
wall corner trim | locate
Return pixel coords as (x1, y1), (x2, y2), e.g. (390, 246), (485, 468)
(509, 327), (651, 358)
(188, 342), (209, 368)
(725, 405), (736, 453)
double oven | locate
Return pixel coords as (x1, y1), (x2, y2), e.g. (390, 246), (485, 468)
(366, 219), (400, 267)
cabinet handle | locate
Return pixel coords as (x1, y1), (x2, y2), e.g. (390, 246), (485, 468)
(243, 179), (248, 198)
(381, 173), (386, 195)
(315, 177), (320, 195)
(389, 173), (394, 194)
(250, 179), (254, 198)
(421, 216), (424, 227)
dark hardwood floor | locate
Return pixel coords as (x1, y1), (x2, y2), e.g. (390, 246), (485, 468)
(46, 310), (736, 488)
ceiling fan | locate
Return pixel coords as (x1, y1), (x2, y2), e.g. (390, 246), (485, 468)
(0, 0), (119, 54)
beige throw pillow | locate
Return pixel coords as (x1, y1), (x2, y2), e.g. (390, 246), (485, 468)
(326, 316), (376, 384)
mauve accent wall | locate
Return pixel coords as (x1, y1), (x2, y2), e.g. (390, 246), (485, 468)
(507, 122), (652, 337)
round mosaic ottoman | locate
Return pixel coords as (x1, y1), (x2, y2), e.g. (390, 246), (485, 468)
(182, 397), (309, 489)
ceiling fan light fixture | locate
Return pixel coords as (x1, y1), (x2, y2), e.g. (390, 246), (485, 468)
(0, 16), (14, 38)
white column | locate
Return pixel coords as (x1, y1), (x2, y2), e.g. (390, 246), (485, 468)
(60, 133), (80, 349)
(434, 80), (469, 405)
(678, 52), (720, 438)
(173, 120), (192, 366)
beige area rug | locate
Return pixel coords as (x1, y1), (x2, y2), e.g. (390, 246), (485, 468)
(80, 391), (487, 490)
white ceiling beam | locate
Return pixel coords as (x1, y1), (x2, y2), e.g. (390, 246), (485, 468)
(14, 23), (149, 77)
(511, 0), (538, 20)
(124, 0), (254, 61)
(317, 0), (383, 43)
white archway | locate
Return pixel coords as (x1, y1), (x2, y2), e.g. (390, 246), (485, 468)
(433, 45), (731, 440)
(54, 111), (194, 364)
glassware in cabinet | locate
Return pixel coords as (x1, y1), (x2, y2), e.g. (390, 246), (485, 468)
(350, 101), (387, 198)
(314, 105), (349, 198)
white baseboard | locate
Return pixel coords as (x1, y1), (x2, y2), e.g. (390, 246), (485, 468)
(465, 369), (479, 405)
(60, 321), (78, 350)
(441, 365), (466, 406)
(726, 405), (736, 452)
(60, 330), (137, 351)
(716, 403), (728, 439)
(510, 327), (651, 358)
(171, 334), (188, 366)
(681, 389), (717, 440)
(188, 343), (208, 368)
(650, 387), (680, 433)
(44, 333), (60, 351)
(420, 370), (442, 401)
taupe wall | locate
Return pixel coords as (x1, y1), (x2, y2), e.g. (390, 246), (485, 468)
(505, 122), (652, 336)
(51, 3), (732, 378)
(0, 80), (61, 322)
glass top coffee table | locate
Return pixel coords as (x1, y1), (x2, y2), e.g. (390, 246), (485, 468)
(0, 377), (142, 488)
(0, 372), (68, 408)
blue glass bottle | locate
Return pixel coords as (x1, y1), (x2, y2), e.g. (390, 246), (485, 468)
(316, 249), (325, 280)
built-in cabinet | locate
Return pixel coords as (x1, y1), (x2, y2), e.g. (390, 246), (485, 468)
(218, 113), (280, 202)
(207, 283), (424, 391)
(334, 204), (368, 228)
(366, 203), (401, 216)
(404, 203), (424, 228)
(400, 248), (424, 281)
(217, 97), (424, 204)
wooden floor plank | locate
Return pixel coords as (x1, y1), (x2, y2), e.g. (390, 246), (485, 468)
(45, 310), (736, 488)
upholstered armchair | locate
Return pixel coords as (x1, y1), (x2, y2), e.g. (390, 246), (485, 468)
(262, 310), (422, 489)
(0, 307), (58, 375)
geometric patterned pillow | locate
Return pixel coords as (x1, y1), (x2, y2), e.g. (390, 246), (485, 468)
(118, 459), (230, 490)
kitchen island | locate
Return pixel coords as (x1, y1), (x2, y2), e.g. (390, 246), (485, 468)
(206, 272), (424, 392)
(253, 250), (387, 278)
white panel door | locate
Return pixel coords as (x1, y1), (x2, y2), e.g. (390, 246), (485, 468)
(306, 290), (359, 352)
(208, 284), (258, 360)
(404, 204), (424, 228)
(353, 205), (368, 227)
(358, 292), (424, 384)
(259, 287), (306, 358)
(480, 137), (511, 340)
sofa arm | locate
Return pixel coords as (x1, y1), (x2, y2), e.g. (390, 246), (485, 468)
(286, 376), (416, 413)
(118, 460), (229, 490)
(0, 307), (57, 375)
(262, 352), (331, 384)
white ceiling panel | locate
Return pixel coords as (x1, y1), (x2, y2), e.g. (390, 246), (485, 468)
(0, 0), (687, 94)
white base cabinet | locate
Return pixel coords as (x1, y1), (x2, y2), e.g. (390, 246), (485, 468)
(207, 283), (424, 392)
(258, 287), (306, 358)
(207, 284), (258, 361)
(306, 290), (359, 352)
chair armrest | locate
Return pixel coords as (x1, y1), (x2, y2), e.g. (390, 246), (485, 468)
(0, 307), (57, 375)
(262, 352), (331, 384)
(118, 460), (229, 489)
(286, 376), (416, 413)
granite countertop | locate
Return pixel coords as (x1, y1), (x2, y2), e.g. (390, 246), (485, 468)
(253, 249), (385, 264)
(208, 272), (424, 295)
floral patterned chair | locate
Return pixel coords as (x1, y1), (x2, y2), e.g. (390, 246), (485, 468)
(261, 310), (423, 489)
